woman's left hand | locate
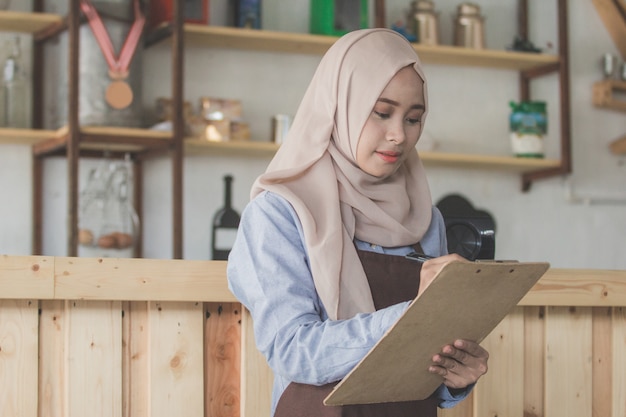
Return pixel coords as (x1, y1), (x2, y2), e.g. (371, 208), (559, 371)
(428, 339), (489, 389)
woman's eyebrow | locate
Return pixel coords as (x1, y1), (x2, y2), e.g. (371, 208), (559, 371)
(377, 98), (425, 110)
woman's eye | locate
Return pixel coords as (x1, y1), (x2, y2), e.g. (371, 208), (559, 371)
(406, 117), (422, 125)
(374, 111), (390, 119)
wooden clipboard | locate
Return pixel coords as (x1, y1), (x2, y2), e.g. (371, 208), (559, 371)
(324, 260), (550, 406)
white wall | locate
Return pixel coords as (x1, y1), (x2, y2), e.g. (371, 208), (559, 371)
(1, 0), (624, 269)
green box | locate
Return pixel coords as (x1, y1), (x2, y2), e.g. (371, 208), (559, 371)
(310, 0), (369, 36)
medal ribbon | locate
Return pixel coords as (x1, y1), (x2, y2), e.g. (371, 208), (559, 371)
(80, 0), (145, 79)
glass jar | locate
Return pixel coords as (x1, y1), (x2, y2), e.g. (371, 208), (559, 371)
(509, 101), (547, 158)
(78, 155), (139, 258)
(3, 36), (29, 128)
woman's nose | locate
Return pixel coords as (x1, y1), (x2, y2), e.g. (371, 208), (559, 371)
(386, 121), (406, 144)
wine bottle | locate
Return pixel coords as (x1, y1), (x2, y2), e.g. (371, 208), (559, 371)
(211, 175), (240, 260)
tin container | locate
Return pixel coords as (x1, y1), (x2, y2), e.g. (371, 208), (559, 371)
(272, 114), (292, 144)
(407, 0), (440, 45)
(453, 3), (486, 49)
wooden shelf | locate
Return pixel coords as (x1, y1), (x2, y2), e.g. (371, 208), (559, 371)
(0, 13), (560, 71)
(185, 138), (279, 157)
(0, 6), (570, 259)
(26, 126), (173, 156)
(1, 125), (560, 172)
(183, 25), (560, 71)
(0, 10), (62, 34)
(0, 127), (57, 145)
(184, 137), (560, 173)
(593, 79), (626, 112)
(419, 151), (560, 173)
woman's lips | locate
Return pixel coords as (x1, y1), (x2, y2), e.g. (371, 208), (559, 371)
(376, 150), (400, 163)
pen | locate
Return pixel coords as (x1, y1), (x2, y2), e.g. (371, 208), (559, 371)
(404, 251), (435, 263)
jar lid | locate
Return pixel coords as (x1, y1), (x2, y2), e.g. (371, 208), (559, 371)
(509, 101), (547, 113)
(457, 3), (481, 15)
(413, 0), (435, 11)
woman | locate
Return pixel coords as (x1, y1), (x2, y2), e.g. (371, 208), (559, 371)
(227, 28), (488, 417)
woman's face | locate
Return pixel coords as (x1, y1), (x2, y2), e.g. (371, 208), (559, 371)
(356, 66), (425, 179)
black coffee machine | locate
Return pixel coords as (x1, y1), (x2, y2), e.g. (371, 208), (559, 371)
(436, 194), (496, 261)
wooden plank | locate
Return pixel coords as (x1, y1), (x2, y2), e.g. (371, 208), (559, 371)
(0, 255), (54, 299)
(67, 300), (123, 417)
(474, 307), (525, 417)
(149, 302), (204, 417)
(520, 268), (626, 306)
(241, 308), (273, 417)
(2, 255), (626, 307)
(204, 302), (241, 417)
(592, 307), (613, 417)
(0, 300), (39, 417)
(613, 307), (626, 417)
(39, 300), (67, 417)
(123, 302), (150, 417)
(592, 0), (626, 59)
(545, 307), (593, 417)
(524, 306), (545, 417)
(54, 257), (236, 302)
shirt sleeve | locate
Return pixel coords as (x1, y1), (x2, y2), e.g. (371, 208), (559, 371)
(436, 383), (475, 408)
(226, 191), (409, 385)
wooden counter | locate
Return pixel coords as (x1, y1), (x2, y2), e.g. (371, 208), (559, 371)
(1, 255), (625, 417)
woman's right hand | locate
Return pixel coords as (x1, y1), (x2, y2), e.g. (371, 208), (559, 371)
(418, 254), (468, 294)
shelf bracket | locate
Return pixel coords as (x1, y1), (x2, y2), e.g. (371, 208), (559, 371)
(591, 0), (626, 59)
(519, 0), (572, 192)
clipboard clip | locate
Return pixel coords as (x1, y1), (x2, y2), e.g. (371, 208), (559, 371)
(406, 251), (518, 264)
(405, 252), (435, 263)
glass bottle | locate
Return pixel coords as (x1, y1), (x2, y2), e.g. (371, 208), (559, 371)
(3, 36), (28, 128)
(211, 175), (240, 260)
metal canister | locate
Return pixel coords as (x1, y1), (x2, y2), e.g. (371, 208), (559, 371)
(453, 3), (486, 49)
(272, 114), (292, 144)
(407, 0), (440, 45)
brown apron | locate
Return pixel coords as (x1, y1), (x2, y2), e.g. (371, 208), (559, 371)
(274, 246), (439, 417)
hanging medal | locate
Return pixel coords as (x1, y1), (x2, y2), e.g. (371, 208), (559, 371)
(80, 0), (145, 110)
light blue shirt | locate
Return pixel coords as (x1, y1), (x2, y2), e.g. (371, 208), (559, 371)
(227, 191), (471, 416)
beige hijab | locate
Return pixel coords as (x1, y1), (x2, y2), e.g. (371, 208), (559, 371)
(251, 28), (432, 320)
